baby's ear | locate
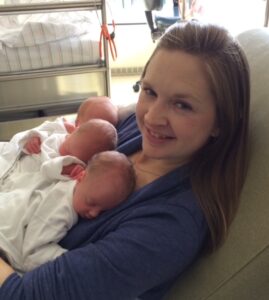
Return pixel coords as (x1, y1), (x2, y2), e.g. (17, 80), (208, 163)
(76, 170), (86, 182)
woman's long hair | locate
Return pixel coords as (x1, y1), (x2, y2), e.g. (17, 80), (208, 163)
(142, 21), (250, 252)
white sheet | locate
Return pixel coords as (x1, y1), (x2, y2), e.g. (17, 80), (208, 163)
(0, 11), (99, 48)
(0, 11), (101, 72)
(0, 32), (100, 72)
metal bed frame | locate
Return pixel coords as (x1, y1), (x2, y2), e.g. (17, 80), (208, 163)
(0, 0), (111, 140)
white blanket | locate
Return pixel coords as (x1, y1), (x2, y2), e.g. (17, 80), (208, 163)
(0, 178), (77, 273)
(0, 11), (99, 49)
(0, 118), (84, 272)
(0, 11), (100, 72)
(0, 117), (76, 183)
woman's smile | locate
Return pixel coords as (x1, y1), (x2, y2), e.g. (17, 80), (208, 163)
(136, 49), (218, 164)
(145, 125), (175, 146)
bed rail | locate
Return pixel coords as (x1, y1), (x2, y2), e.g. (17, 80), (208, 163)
(0, 1), (102, 14)
(0, 0), (111, 140)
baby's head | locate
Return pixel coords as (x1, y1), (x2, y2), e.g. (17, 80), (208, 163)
(75, 96), (118, 127)
(73, 151), (136, 219)
(59, 119), (118, 163)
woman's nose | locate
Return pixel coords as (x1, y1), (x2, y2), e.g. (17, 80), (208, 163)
(144, 99), (168, 126)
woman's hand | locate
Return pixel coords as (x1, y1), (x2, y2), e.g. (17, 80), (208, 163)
(0, 258), (14, 285)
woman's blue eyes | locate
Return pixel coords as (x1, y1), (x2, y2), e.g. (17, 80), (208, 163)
(142, 87), (193, 111)
(174, 101), (192, 111)
(143, 87), (156, 97)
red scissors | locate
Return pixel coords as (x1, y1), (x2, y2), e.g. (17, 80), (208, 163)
(99, 20), (117, 61)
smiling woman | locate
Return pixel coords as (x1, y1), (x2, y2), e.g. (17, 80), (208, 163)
(137, 20), (250, 251)
(0, 21), (250, 300)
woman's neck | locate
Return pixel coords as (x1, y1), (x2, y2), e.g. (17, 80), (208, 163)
(135, 151), (181, 172)
(130, 151), (180, 190)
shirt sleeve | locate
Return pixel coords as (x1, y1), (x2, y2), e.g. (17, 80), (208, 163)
(0, 202), (206, 300)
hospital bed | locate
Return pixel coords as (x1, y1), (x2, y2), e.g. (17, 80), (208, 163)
(0, 0), (111, 140)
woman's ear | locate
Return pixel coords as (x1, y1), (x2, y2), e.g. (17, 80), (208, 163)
(211, 126), (220, 138)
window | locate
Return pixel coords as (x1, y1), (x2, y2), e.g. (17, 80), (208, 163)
(109, 0), (266, 35)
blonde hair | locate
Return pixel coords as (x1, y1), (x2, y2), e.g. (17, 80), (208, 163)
(142, 21), (250, 252)
(76, 97), (118, 127)
(74, 119), (118, 162)
(87, 151), (136, 201)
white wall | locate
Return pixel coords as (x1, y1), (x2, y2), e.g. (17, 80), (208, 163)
(110, 24), (156, 70)
(201, 0), (266, 35)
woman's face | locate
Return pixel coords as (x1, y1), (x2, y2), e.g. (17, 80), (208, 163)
(136, 49), (219, 166)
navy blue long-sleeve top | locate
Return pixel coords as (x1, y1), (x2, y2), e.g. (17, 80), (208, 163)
(0, 113), (208, 300)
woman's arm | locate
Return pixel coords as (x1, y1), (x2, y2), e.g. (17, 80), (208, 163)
(0, 199), (206, 300)
(0, 259), (14, 286)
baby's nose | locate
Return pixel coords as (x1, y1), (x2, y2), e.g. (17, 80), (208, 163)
(87, 209), (100, 219)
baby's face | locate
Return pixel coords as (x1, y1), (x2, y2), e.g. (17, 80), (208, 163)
(59, 132), (92, 162)
(73, 171), (119, 219)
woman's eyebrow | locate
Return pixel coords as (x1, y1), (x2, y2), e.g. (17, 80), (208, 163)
(142, 79), (203, 104)
(140, 79), (151, 86)
(172, 93), (202, 103)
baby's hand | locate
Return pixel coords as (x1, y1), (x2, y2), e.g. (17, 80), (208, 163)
(61, 164), (85, 179)
(63, 120), (76, 134)
(24, 136), (41, 154)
